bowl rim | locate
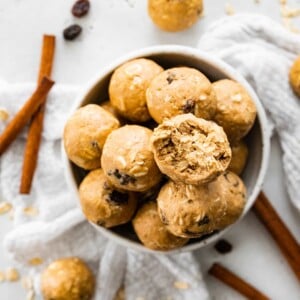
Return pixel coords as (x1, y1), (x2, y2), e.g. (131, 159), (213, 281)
(62, 45), (270, 254)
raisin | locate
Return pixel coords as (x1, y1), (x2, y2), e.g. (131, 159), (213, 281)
(182, 99), (195, 113)
(214, 239), (233, 254)
(198, 215), (210, 226)
(108, 169), (136, 185)
(72, 0), (90, 17)
(166, 72), (176, 84)
(107, 190), (129, 205)
(63, 24), (82, 40)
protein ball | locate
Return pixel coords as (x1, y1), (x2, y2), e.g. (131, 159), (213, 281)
(212, 79), (257, 142)
(211, 171), (246, 229)
(64, 104), (120, 170)
(157, 180), (219, 238)
(101, 125), (162, 192)
(151, 114), (231, 185)
(79, 169), (137, 227)
(148, 0), (203, 32)
(146, 67), (216, 123)
(228, 140), (248, 175)
(132, 201), (189, 250)
(289, 55), (300, 97)
(109, 58), (163, 122)
(41, 257), (95, 300)
(157, 171), (246, 238)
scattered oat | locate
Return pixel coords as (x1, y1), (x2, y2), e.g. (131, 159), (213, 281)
(0, 108), (9, 121)
(22, 276), (33, 290)
(283, 17), (300, 33)
(0, 271), (5, 282)
(28, 257), (43, 266)
(0, 202), (12, 215)
(173, 281), (190, 289)
(280, 0), (287, 5)
(5, 268), (20, 282)
(23, 206), (39, 217)
(281, 5), (300, 18)
(26, 290), (35, 300)
(225, 2), (235, 15)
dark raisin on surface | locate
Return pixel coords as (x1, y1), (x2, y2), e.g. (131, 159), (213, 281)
(198, 215), (210, 226)
(214, 239), (233, 254)
(72, 0), (90, 17)
(107, 190), (129, 205)
(97, 220), (105, 226)
(63, 24), (82, 40)
(166, 72), (176, 84)
(182, 99), (196, 113)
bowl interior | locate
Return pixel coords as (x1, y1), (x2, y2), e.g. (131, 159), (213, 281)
(65, 46), (269, 254)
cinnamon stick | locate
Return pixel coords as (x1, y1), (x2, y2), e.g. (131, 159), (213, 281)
(0, 77), (54, 155)
(20, 35), (55, 194)
(209, 263), (270, 300)
(253, 191), (300, 282)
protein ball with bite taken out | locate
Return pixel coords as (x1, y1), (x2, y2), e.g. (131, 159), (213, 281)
(133, 201), (189, 250)
(228, 140), (248, 175)
(101, 125), (162, 192)
(109, 58), (163, 122)
(41, 257), (95, 300)
(289, 55), (300, 97)
(79, 169), (137, 227)
(64, 104), (120, 170)
(146, 67), (216, 123)
(148, 0), (203, 32)
(151, 114), (231, 185)
(212, 79), (257, 142)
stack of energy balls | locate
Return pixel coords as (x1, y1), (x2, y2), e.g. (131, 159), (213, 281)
(64, 58), (257, 251)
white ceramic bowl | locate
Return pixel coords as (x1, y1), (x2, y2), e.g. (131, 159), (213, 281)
(62, 45), (270, 254)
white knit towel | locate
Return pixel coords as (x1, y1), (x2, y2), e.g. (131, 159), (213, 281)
(1, 13), (300, 300)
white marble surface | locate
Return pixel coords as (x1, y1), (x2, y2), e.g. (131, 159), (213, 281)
(0, 0), (300, 299)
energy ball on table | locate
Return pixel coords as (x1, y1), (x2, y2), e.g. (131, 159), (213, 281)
(146, 67), (216, 123)
(148, 0), (203, 32)
(212, 79), (257, 142)
(151, 114), (231, 185)
(79, 169), (137, 227)
(228, 140), (249, 175)
(133, 201), (189, 250)
(109, 58), (163, 122)
(101, 125), (162, 192)
(157, 171), (246, 238)
(41, 257), (95, 300)
(64, 104), (120, 170)
(289, 56), (300, 97)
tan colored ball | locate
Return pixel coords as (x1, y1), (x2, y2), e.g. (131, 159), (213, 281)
(289, 55), (300, 97)
(133, 201), (189, 250)
(146, 67), (216, 123)
(109, 58), (163, 122)
(101, 125), (162, 192)
(148, 0), (203, 32)
(212, 79), (257, 142)
(64, 104), (120, 170)
(228, 140), (249, 175)
(41, 257), (95, 300)
(79, 169), (137, 228)
(151, 114), (231, 185)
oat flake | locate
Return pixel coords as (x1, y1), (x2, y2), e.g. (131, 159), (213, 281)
(173, 281), (190, 289)
(0, 202), (12, 215)
(5, 268), (20, 281)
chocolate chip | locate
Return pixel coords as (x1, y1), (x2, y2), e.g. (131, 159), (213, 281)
(198, 215), (210, 226)
(214, 239), (233, 254)
(72, 0), (90, 17)
(166, 72), (176, 84)
(63, 24), (82, 40)
(182, 99), (195, 113)
(107, 190), (129, 205)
